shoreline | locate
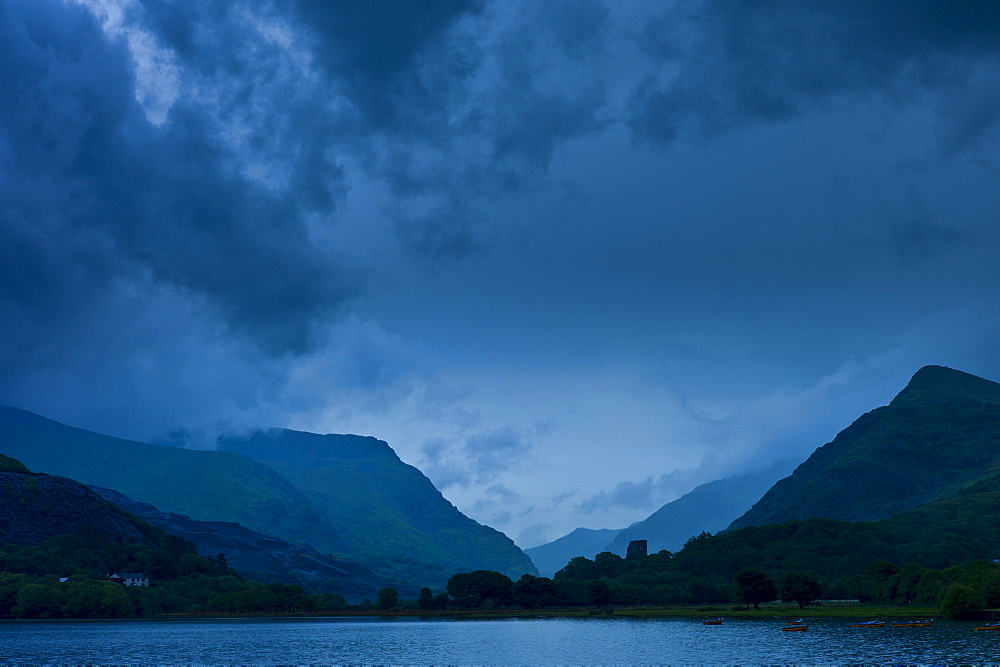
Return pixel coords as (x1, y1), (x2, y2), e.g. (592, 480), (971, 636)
(4, 604), (976, 622)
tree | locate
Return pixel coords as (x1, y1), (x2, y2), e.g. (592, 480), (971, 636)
(733, 568), (776, 610)
(941, 583), (985, 619)
(780, 573), (821, 609)
(447, 570), (513, 609)
(417, 587), (434, 610)
(377, 587), (399, 611)
(513, 574), (558, 609)
(587, 580), (611, 606)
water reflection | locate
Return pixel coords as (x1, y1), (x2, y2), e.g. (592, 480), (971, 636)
(2, 616), (999, 665)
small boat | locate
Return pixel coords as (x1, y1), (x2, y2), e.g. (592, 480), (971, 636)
(853, 619), (884, 627)
(781, 624), (808, 631)
(891, 620), (933, 628)
(974, 622), (1000, 631)
(787, 618), (806, 625)
(702, 618), (723, 625)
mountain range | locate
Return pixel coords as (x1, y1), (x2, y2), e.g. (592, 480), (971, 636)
(0, 406), (535, 587)
(4, 364), (997, 592)
(529, 365), (1000, 578)
(526, 460), (797, 577)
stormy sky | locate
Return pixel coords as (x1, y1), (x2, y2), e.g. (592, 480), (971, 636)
(2, 0), (999, 547)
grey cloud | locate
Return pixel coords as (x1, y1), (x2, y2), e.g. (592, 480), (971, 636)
(418, 437), (472, 489)
(470, 498), (512, 527)
(485, 483), (523, 504)
(464, 425), (534, 484)
(576, 467), (709, 515)
(418, 424), (536, 489)
(292, 0), (483, 128)
(628, 1), (1000, 151)
(549, 490), (577, 506)
(1, 0), (358, 357)
(577, 477), (655, 515)
(517, 523), (553, 548)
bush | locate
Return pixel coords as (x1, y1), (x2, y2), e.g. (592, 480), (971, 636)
(940, 583), (985, 619)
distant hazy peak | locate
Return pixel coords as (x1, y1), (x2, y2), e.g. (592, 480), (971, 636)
(889, 365), (1000, 410)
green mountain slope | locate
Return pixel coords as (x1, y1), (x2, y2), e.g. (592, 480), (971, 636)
(1, 462), (150, 547)
(0, 406), (347, 555)
(728, 365), (1000, 531)
(90, 485), (383, 600)
(218, 428), (537, 584)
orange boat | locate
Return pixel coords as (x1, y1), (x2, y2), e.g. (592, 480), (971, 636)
(974, 622), (1000, 631)
(891, 620), (933, 628)
(702, 618), (723, 625)
(853, 619), (884, 628)
(782, 624), (808, 631)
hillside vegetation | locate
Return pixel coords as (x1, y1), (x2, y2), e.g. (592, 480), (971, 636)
(729, 366), (1000, 529)
(0, 406), (347, 555)
(218, 428), (537, 584)
(0, 406), (535, 587)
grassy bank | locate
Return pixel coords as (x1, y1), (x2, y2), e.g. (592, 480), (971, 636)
(167, 603), (942, 620)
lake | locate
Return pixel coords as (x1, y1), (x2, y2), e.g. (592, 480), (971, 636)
(2, 616), (999, 664)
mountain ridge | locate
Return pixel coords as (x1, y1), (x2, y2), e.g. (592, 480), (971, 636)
(728, 365), (1000, 531)
(0, 405), (535, 587)
(218, 428), (537, 583)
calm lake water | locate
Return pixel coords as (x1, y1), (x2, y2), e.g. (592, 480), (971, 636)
(2, 616), (1000, 665)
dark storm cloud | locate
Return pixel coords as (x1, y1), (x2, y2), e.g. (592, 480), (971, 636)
(0, 0), (357, 356)
(291, 0), (483, 128)
(338, 0), (611, 261)
(628, 1), (1000, 150)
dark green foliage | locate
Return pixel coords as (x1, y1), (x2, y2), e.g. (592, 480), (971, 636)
(416, 587), (433, 610)
(446, 570), (513, 609)
(0, 531), (335, 619)
(733, 568), (776, 610)
(940, 583), (985, 619)
(780, 573), (821, 609)
(512, 574), (559, 609)
(586, 580), (611, 606)
(377, 587), (398, 610)
(0, 454), (29, 474)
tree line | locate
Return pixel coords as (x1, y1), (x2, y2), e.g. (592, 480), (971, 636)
(422, 509), (1000, 617)
(0, 528), (350, 618)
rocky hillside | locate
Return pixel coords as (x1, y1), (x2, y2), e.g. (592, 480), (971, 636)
(0, 460), (148, 547)
(729, 365), (1000, 530)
